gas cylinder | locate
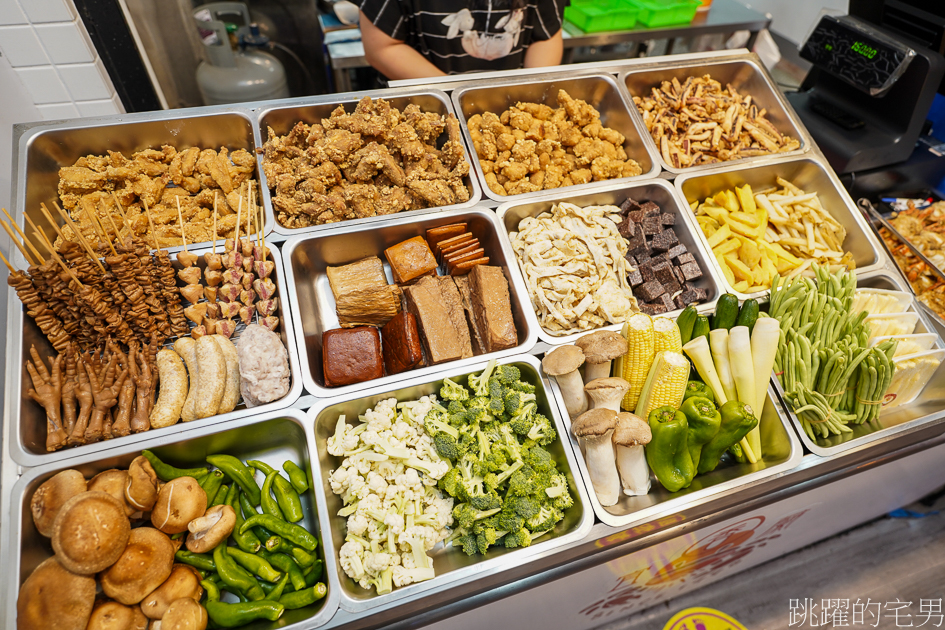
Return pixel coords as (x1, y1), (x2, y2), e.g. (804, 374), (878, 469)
(194, 2), (289, 105)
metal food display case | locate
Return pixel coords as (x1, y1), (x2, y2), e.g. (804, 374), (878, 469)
(3, 49), (945, 630)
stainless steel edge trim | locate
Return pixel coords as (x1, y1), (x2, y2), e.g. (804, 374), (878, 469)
(279, 206), (538, 398)
(494, 178), (725, 346)
(450, 71), (662, 205)
(4, 406), (342, 630)
(251, 88), (482, 238)
(303, 354), (594, 614)
(6, 243), (303, 468)
(617, 53), (814, 176)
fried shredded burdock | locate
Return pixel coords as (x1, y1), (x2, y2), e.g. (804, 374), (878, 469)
(633, 74), (800, 168)
(261, 96), (471, 229)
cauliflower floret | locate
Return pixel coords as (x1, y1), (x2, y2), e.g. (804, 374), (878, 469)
(327, 415), (362, 456)
(392, 565), (416, 588)
(391, 419), (412, 442)
(367, 471), (388, 495)
(424, 495), (455, 530)
(384, 512), (405, 536)
(347, 512), (370, 537)
(401, 525), (439, 551)
(396, 468), (422, 491)
(363, 398), (397, 432)
(343, 474), (369, 504)
(340, 541), (365, 580)
(416, 459), (450, 481)
(348, 455), (373, 476)
(377, 460), (404, 480)
(363, 550), (394, 574)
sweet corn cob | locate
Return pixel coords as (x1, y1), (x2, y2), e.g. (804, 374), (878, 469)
(653, 317), (682, 354)
(620, 313), (655, 411)
(634, 350), (691, 418)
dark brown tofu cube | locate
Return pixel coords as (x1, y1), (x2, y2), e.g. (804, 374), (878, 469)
(680, 262), (703, 281)
(629, 210), (647, 224)
(637, 280), (666, 302)
(665, 244), (688, 260)
(638, 302), (662, 315)
(641, 201), (661, 216)
(620, 198), (642, 215)
(642, 216), (662, 236)
(651, 228), (678, 253)
(676, 252), (696, 266)
(653, 261), (676, 286)
(660, 213), (676, 226)
(657, 293), (675, 311)
(638, 260), (654, 283)
(627, 269), (644, 286)
(322, 327), (384, 387)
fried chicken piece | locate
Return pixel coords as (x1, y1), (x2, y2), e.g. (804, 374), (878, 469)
(328, 96), (401, 137)
(58, 167), (106, 195)
(477, 130), (498, 161)
(573, 138), (617, 166)
(404, 103), (446, 143)
(508, 108), (535, 131)
(407, 179), (455, 207)
(499, 160), (529, 181)
(485, 172), (505, 195)
(343, 184), (379, 218)
(386, 122), (425, 160)
(440, 114), (466, 169)
(516, 101), (555, 120)
(571, 168), (592, 184)
(511, 140), (537, 162)
(314, 129), (364, 165)
(505, 179), (541, 195)
(558, 89), (601, 127)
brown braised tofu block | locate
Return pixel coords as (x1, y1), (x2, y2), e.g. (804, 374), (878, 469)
(381, 311), (425, 375)
(326, 256), (388, 298)
(468, 265), (517, 352)
(404, 277), (464, 364)
(426, 223), (468, 251)
(385, 236), (438, 284)
(436, 276), (473, 359)
(336, 285), (403, 328)
(454, 275), (485, 354)
(322, 326), (384, 387)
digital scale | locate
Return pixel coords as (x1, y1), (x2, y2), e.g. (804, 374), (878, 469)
(787, 14), (945, 174)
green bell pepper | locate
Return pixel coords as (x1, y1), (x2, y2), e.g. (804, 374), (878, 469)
(644, 406), (695, 492)
(679, 396), (721, 471)
(697, 400), (759, 474)
(682, 380), (715, 404)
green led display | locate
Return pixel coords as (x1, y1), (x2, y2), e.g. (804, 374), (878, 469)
(851, 41), (877, 59)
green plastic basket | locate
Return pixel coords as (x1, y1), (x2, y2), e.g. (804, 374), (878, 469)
(565, 1), (639, 32)
(628, 0), (701, 27)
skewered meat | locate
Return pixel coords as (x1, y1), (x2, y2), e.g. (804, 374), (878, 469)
(191, 325), (208, 339)
(254, 245), (271, 261)
(204, 252), (223, 270)
(205, 270), (224, 287)
(177, 251), (199, 267)
(253, 260), (274, 279)
(184, 303), (208, 325)
(223, 269), (243, 285)
(239, 305), (255, 324)
(178, 267), (202, 285)
(257, 298), (279, 317)
(240, 289), (256, 306)
(219, 302), (241, 319)
(216, 319), (237, 338)
(241, 271), (254, 290)
(260, 316), (279, 332)
(240, 239), (254, 258)
(206, 303), (221, 319)
(180, 284), (204, 304)
(252, 278), (276, 301)
(219, 283), (241, 303)
(242, 256), (254, 273)
(204, 286), (218, 303)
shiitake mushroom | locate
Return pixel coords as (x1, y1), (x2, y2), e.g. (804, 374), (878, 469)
(151, 477), (207, 535)
(88, 470), (138, 518)
(51, 491), (131, 575)
(30, 469), (87, 537)
(100, 527), (175, 605)
(139, 564), (203, 620)
(16, 556), (96, 630)
(125, 456), (159, 513)
(86, 600), (149, 630)
(156, 598), (208, 630)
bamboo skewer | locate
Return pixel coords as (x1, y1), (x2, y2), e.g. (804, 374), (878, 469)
(175, 197), (188, 253)
(0, 217), (35, 265)
(52, 202), (106, 272)
(3, 209), (44, 264)
(23, 213), (52, 264)
(212, 192), (218, 254)
(0, 247), (14, 273)
(85, 205), (116, 256)
(234, 184), (243, 245)
(110, 192), (128, 226)
(101, 201), (123, 244)
(143, 201), (160, 253)
(39, 204), (66, 242)
(35, 229), (82, 288)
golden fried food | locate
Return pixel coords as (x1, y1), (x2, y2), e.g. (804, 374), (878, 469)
(262, 96), (471, 229)
(56, 146), (259, 248)
(467, 89), (642, 197)
(889, 202), (945, 272)
(880, 226), (945, 320)
(633, 75), (801, 168)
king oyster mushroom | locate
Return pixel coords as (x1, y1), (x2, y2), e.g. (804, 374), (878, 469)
(186, 504), (236, 554)
(87, 600), (149, 630)
(52, 491), (131, 574)
(140, 564), (204, 620)
(16, 556), (97, 630)
(30, 469), (87, 537)
(125, 455), (159, 512)
(584, 377), (631, 412)
(576, 330), (628, 382)
(151, 477), (207, 535)
(613, 412), (653, 496)
(88, 469), (138, 518)
(571, 408), (620, 507)
(542, 345), (587, 419)
(101, 527), (175, 605)
(155, 597), (208, 630)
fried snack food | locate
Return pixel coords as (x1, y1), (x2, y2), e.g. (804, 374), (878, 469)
(509, 202), (637, 335)
(385, 236), (438, 284)
(633, 75), (801, 168)
(381, 311), (424, 375)
(466, 89), (642, 196)
(321, 326), (384, 387)
(261, 96), (471, 228)
(889, 202), (945, 272)
(327, 256), (403, 328)
(879, 226), (945, 320)
(56, 146), (260, 248)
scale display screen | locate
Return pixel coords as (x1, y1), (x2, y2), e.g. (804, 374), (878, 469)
(800, 15), (914, 96)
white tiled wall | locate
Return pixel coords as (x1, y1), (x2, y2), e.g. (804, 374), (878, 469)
(0, 0), (124, 121)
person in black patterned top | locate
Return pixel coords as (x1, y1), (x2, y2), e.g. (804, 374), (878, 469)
(359, 0), (567, 80)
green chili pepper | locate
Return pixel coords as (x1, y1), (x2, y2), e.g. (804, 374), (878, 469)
(241, 515), (318, 551)
(279, 583), (327, 610)
(290, 547), (316, 569)
(227, 547), (283, 583)
(175, 550), (216, 572)
(202, 578), (222, 603)
(199, 470), (225, 501)
(283, 461), (309, 493)
(258, 549), (307, 591)
(261, 573), (290, 601)
(697, 400), (758, 475)
(304, 560), (324, 586)
(210, 483), (230, 508)
(265, 535), (291, 554)
(207, 454), (261, 505)
(226, 485), (261, 554)
(249, 460), (305, 523)
(143, 449), (209, 482)
(682, 380), (715, 404)
(679, 396), (722, 471)
(729, 443), (747, 464)
(233, 590), (250, 603)
(259, 471), (285, 520)
(212, 542), (266, 601)
(205, 599), (284, 627)
(645, 406), (695, 493)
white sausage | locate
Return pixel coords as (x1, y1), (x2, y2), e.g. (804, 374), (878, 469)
(213, 335), (241, 414)
(195, 335), (226, 419)
(150, 349), (187, 428)
(174, 338), (198, 423)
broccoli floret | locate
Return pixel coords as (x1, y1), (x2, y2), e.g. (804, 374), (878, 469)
(488, 378), (506, 400)
(452, 502), (502, 530)
(447, 400), (467, 416)
(458, 531), (479, 556)
(503, 494), (540, 520)
(509, 405), (538, 436)
(465, 407), (490, 426)
(483, 459), (524, 492)
(488, 394), (506, 416)
(504, 390), (537, 418)
(544, 472), (568, 498)
(425, 409), (460, 439)
(552, 491), (574, 511)
(458, 430), (479, 457)
(492, 364), (521, 385)
(467, 488), (502, 512)
(467, 360), (498, 398)
(504, 528), (532, 549)
(465, 396), (489, 410)
(526, 414), (557, 446)
(440, 377), (470, 402)
(510, 380), (536, 394)
(433, 432), (465, 461)
(494, 424), (524, 462)
(438, 468), (463, 496)
(523, 444), (555, 472)
(494, 507), (525, 533)
(507, 465), (539, 497)
(526, 505), (562, 533)
(474, 521), (499, 555)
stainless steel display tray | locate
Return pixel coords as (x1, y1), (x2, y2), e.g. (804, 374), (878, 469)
(773, 270), (945, 457)
(280, 207), (537, 398)
(451, 72), (660, 204)
(7, 243), (302, 468)
(12, 108), (272, 257)
(552, 378), (803, 529)
(305, 354), (594, 613)
(256, 88), (481, 237)
(495, 178), (723, 346)
(674, 155), (886, 301)
(5, 407), (340, 630)
(619, 53), (811, 175)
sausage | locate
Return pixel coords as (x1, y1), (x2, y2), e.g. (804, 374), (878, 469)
(213, 335), (241, 414)
(173, 338), (199, 423)
(150, 349), (187, 428)
(195, 335), (226, 419)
